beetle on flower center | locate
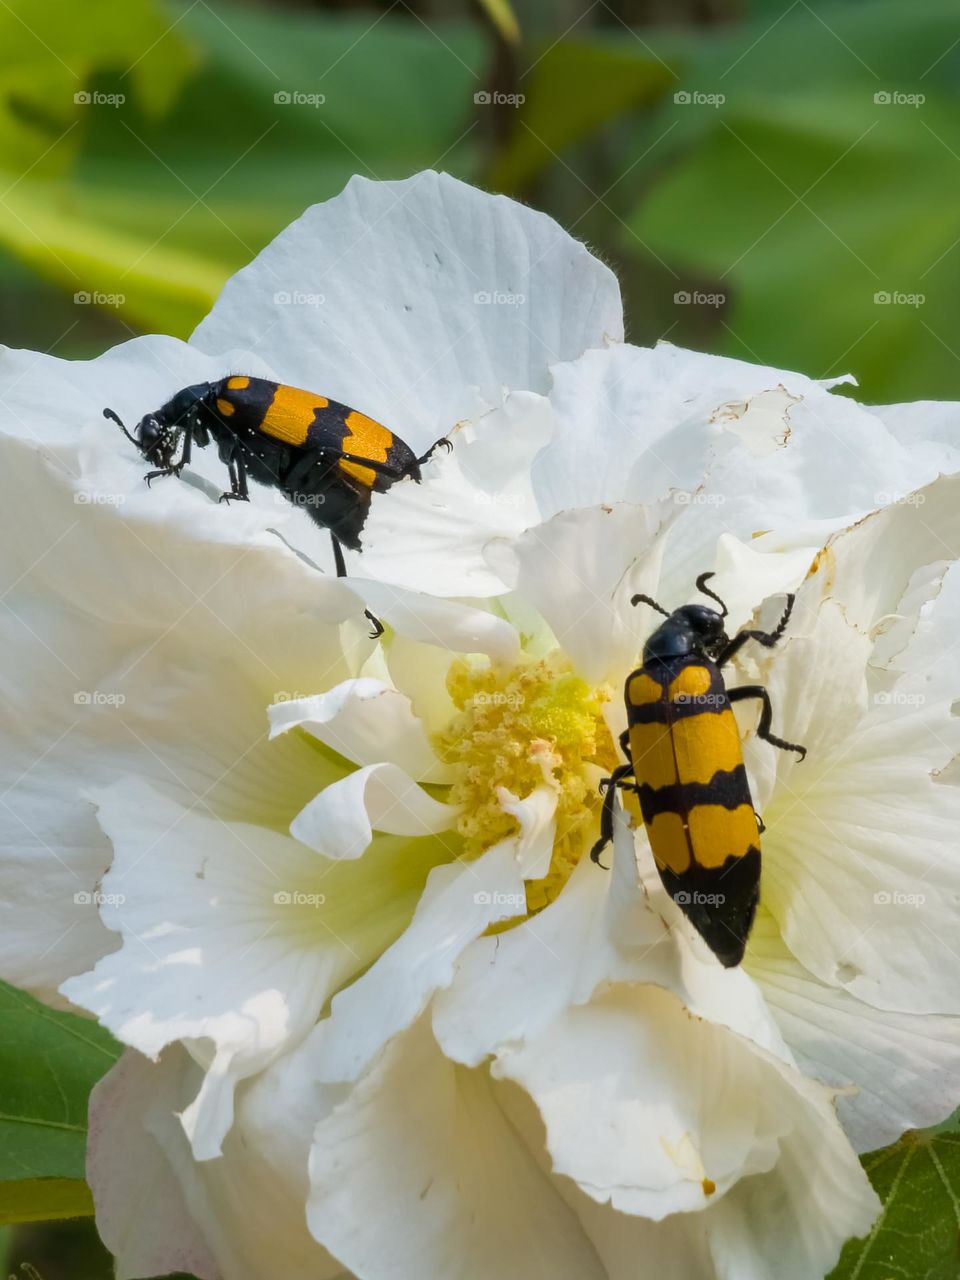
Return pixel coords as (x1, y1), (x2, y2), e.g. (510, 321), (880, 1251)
(591, 572), (806, 967)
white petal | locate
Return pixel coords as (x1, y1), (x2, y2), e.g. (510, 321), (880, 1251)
(308, 1016), (605, 1280)
(93, 1044), (350, 1280)
(496, 1059), (868, 1280)
(192, 172), (623, 452)
(872, 399), (960, 474)
(269, 679), (452, 783)
(498, 782), (557, 880)
(61, 777), (445, 1158)
(486, 501), (673, 684)
(493, 980), (878, 1270)
(291, 762), (458, 860)
(435, 809), (788, 1069)
(354, 580), (521, 664)
(313, 838), (531, 1084)
(748, 910), (960, 1152)
(360, 390), (553, 597)
(708, 533), (819, 635)
(88, 1050), (221, 1280)
(0, 417), (355, 1001)
(750, 477), (960, 1010)
(531, 342), (928, 527)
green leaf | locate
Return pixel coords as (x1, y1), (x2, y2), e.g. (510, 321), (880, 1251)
(629, 86), (960, 402)
(0, 2), (485, 336)
(829, 1129), (960, 1279)
(0, 1180), (93, 1226)
(0, 981), (119, 1223)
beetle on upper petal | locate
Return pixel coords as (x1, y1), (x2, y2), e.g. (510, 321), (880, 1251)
(591, 572), (806, 968)
(104, 375), (451, 637)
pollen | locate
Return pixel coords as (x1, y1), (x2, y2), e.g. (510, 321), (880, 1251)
(433, 655), (617, 917)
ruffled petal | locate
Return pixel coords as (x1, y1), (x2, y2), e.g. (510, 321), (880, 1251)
(92, 1044), (350, 1280)
(359, 389), (553, 597)
(434, 811), (787, 1069)
(313, 838), (532, 1085)
(269, 679), (453, 783)
(291, 762), (458, 860)
(308, 1016), (606, 1280)
(486, 501), (673, 684)
(61, 777), (446, 1158)
(749, 477), (960, 1012)
(493, 980), (878, 1247)
(193, 171), (623, 454)
(748, 910), (960, 1153)
(88, 1050), (221, 1280)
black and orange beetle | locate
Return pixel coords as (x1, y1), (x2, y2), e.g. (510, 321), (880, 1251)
(591, 573), (805, 967)
(104, 376), (450, 636)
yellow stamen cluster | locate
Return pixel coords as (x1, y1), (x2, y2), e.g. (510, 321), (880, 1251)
(433, 655), (617, 917)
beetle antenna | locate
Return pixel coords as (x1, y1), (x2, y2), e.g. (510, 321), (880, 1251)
(631, 592), (671, 618)
(695, 571), (728, 618)
(103, 407), (139, 448)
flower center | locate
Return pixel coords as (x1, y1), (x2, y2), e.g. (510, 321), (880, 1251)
(433, 654), (617, 915)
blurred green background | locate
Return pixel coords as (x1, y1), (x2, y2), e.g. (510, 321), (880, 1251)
(2, 0), (959, 407)
(1, 0), (959, 1275)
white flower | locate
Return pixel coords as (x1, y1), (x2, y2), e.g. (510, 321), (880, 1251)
(2, 172), (959, 1280)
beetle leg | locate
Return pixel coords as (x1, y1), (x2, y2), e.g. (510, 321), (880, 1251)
(331, 533), (384, 640)
(144, 460), (182, 486)
(218, 443), (251, 505)
(171, 424), (193, 477)
(727, 684), (806, 761)
(591, 762), (636, 868)
(233, 450), (249, 498)
(717, 594), (795, 666)
(416, 436), (453, 466)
